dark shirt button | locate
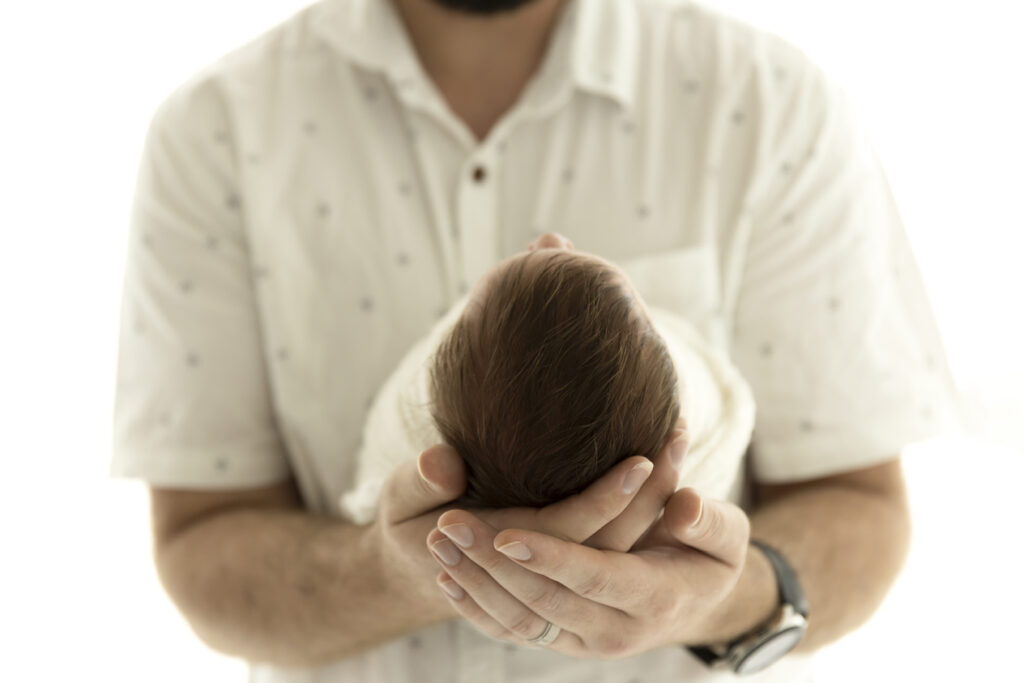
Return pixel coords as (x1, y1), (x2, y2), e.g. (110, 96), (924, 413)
(472, 165), (487, 183)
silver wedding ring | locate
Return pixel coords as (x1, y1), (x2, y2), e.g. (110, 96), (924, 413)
(526, 621), (561, 647)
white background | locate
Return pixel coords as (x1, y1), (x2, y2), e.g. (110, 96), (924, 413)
(1, 1), (1021, 681)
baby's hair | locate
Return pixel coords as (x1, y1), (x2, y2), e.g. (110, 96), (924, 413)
(429, 250), (680, 508)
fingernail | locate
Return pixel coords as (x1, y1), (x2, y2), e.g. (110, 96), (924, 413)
(439, 580), (465, 600)
(670, 433), (689, 469)
(416, 454), (440, 491)
(621, 461), (653, 495)
(431, 539), (461, 566)
(440, 523), (474, 548)
(690, 496), (704, 528)
(496, 541), (532, 561)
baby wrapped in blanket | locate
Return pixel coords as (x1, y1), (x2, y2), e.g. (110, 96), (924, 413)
(339, 234), (756, 522)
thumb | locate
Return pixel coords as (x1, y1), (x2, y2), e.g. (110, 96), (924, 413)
(663, 488), (750, 567)
(379, 444), (467, 524)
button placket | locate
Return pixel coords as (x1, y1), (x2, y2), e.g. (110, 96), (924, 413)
(456, 154), (499, 295)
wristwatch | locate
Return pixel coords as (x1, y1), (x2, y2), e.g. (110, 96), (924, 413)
(686, 540), (809, 675)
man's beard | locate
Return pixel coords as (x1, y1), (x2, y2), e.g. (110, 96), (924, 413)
(428, 0), (540, 15)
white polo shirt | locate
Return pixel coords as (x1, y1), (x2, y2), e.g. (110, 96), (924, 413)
(110, 0), (962, 681)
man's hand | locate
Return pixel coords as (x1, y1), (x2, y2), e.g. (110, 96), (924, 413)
(426, 487), (751, 658)
(368, 444), (471, 616)
(476, 425), (689, 552)
(371, 424), (688, 618)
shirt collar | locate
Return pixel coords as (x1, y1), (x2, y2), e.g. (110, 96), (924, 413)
(313, 0), (639, 112)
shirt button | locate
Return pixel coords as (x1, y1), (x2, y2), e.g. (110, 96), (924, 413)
(472, 165), (487, 183)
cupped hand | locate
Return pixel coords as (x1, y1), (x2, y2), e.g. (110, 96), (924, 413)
(369, 423), (684, 618)
(369, 444), (469, 616)
(427, 487), (751, 658)
(372, 419), (688, 624)
(474, 423), (688, 552)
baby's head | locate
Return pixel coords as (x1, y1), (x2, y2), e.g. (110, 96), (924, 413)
(429, 234), (681, 509)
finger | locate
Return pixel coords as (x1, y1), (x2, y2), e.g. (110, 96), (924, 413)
(586, 428), (689, 551)
(379, 444), (466, 524)
(663, 488), (750, 567)
(492, 528), (644, 612)
(534, 455), (653, 543)
(429, 513), (592, 651)
(436, 570), (521, 644)
(436, 569), (579, 653)
(431, 525), (547, 642)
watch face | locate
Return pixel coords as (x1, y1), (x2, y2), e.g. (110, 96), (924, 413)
(735, 627), (804, 675)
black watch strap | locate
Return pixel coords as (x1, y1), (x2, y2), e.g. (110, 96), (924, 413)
(687, 539), (808, 668)
(751, 539), (809, 617)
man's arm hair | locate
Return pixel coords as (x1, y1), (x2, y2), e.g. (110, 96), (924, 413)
(697, 458), (912, 651)
(150, 480), (450, 668)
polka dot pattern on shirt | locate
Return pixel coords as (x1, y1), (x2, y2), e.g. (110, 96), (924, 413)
(109, 2), (960, 679)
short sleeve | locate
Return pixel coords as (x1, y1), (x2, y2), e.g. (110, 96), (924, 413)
(731, 60), (965, 483)
(110, 78), (291, 489)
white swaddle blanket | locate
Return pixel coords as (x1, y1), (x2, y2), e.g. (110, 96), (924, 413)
(338, 296), (756, 523)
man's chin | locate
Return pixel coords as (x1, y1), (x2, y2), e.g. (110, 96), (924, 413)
(427, 0), (541, 16)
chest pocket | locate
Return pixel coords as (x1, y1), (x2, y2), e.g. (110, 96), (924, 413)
(619, 244), (726, 350)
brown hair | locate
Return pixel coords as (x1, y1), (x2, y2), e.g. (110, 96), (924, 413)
(429, 251), (681, 508)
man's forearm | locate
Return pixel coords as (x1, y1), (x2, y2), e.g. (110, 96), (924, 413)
(155, 508), (453, 667)
(699, 482), (912, 652)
